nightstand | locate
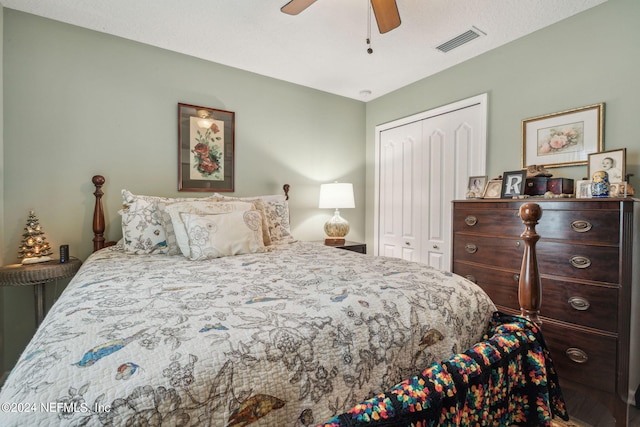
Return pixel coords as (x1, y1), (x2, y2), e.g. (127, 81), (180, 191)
(317, 241), (367, 254)
(0, 257), (82, 326)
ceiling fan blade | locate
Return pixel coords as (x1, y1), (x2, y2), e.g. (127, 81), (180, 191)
(281, 0), (318, 15)
(370, 0), (401, 34)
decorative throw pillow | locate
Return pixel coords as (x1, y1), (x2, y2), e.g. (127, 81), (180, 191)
(212, 194), (294, 244)
(163, 200), (255, 257)
(181, 210), (265, 260)
(260, 195), (295, 244)
(119, 189), (215, 255)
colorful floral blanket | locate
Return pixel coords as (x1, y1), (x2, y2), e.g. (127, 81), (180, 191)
(0, 242), (496, 426)
(317, 312), (569, 427)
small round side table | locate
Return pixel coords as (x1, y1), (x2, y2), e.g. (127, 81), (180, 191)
(0, 257), (82, 327)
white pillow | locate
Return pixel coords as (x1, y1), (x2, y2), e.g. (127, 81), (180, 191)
(164, 200), (254, 257)
(181, 211), (265, 260)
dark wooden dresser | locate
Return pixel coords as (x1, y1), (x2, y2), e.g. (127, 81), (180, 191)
(452, 198), (637, 427)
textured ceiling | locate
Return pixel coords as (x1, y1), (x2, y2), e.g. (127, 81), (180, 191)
(1, 0), (607, 100)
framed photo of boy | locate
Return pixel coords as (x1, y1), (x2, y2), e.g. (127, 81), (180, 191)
(588, 148), (626, 183)
(500, 170), (527, 198)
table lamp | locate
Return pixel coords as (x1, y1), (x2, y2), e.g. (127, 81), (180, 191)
(319, 182), (355, 245)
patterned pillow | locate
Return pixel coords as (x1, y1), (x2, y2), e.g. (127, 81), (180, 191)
(119, 189), (215, 255)
(181, 211), (265, 260)
(163, 200), (255, 257)
(213, 194), (295, 244)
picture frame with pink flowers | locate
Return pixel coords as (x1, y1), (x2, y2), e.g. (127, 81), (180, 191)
(522, 103), (604, 169)
(178, 103), (235, 192)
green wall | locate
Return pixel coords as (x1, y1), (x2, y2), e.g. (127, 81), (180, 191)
(0, 10), (365, 373)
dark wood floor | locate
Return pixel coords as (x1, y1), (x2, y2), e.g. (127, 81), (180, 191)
(563, 388), (640, 426)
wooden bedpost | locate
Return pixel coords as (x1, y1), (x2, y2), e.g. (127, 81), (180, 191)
(283, 184), (290, 200)
(92, 175), (107, 252)
(518, 203), (543, 325)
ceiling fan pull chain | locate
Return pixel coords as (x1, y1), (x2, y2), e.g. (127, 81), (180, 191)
(366, 0), (373, 54)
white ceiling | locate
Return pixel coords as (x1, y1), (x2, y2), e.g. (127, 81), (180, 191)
(2, 0), (606, 101)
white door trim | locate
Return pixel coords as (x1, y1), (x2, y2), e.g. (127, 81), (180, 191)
(373, 93), (488, 257)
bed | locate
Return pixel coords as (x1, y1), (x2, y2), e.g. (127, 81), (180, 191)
(0, 175), (567, 426)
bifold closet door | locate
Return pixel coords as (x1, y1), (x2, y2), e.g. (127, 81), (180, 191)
(376, 102), (484, 269)
(378, 121), (422, 262)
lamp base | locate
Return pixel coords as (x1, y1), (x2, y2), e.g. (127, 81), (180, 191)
(324, 238), (346, 246)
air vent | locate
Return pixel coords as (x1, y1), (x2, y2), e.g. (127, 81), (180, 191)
(436, 27), (485, 53)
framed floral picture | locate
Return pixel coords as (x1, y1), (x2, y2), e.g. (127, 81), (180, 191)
(178, 103), (235, 192)
(522, 103), (604, 169)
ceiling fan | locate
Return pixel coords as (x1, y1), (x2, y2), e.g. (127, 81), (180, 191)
(281, 0), (401, 34)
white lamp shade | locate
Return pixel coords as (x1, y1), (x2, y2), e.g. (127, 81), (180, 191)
(319, 183), (355, 209)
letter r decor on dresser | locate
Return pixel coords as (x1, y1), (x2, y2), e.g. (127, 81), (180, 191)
(452, 198), (637, 427)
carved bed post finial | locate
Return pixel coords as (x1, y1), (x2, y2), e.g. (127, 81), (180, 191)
(283, 184), (290, 200)
(518, 203), (543, 325)
(92, 175), (107, 252)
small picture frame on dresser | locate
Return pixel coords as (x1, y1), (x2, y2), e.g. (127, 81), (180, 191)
(500, 170), (527, 198)
(609, 182), (628, 198)
(482, 179), (503, 199)
(575, 180), (592, 198)
(466, 176), (487, 199)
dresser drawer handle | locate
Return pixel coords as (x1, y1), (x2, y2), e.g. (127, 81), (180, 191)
(465, 275), (477, 283)
(566, 347), (589, 364)
(464, 215), (478, 226)
(568, 296), (590, 311)
(465, 243), (478, 254)
(569, 255), (591, 269)
(513, 274), (520, 282)
(570, 220), (593, 233)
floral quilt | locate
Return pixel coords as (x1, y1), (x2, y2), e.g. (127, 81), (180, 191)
(0, 242), (495, 426)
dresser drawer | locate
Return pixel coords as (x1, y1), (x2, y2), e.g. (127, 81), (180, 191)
(541, 278), (618, 332)
(542, 321), (617, 393)
(453, 262), (519, 310)
(453, 209), (523, 236)
(453, 205), (620, 245)
(537, 241), (619, 284)
(536, 210), (620, 245)
(452, 235), (523, 270)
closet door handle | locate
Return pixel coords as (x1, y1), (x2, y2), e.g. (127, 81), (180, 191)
(568, 296), (590, 311)
(569, 255), (591, 269)
(566, 347), (589, 364)
(571, 220), (593, 233)
(464, 215), (478, 226)
(465, 243), (478, 254)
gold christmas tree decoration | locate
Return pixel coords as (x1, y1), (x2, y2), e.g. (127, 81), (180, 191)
(18, 210), (53, 264)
